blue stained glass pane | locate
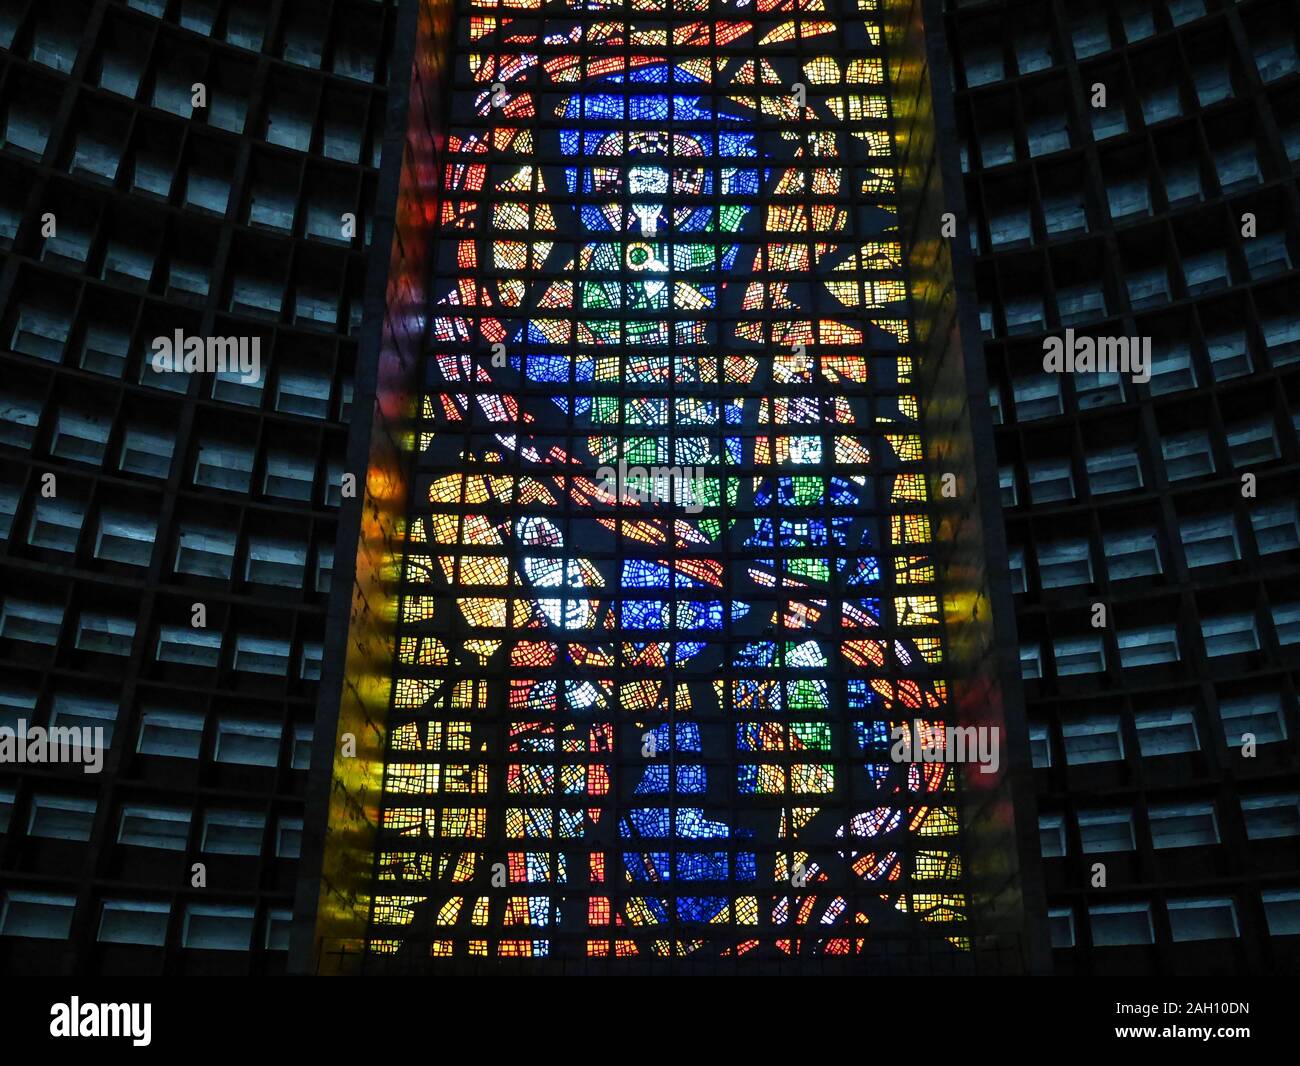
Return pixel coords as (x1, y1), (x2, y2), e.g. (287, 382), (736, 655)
(621, 600), (667, 628)
(628, 64), (669, 84)
(580, 204), (609, 230)
(583, 95), (623, 119)
(628, 95), (669, 121)
(718, 132), (756, 157)
(622, 560), (671, 588)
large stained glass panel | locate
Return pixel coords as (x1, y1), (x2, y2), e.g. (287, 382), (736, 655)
(369, 0), (967, 965)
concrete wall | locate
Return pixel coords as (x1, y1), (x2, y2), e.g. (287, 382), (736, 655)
(290, 0), (454, 976)
(884, 0), (1052, 974)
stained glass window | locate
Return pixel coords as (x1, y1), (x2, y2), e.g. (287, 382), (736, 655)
(370, 0), (967, 965)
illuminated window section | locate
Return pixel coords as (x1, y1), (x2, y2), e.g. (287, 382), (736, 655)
(371, 0), (968, 963)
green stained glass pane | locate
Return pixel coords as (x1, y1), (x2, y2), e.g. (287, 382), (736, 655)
(581, 283), (614, 309)
(792, 722), (833, 749)
(789, 679), (823, 710)
(719, 204), (748, 232)
(789, 557), (830, 582)
(792, 476), (825, 504)
(624, 438), (656, 464)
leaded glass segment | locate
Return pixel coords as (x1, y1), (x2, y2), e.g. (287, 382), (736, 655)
(369, 0), (967, 964)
